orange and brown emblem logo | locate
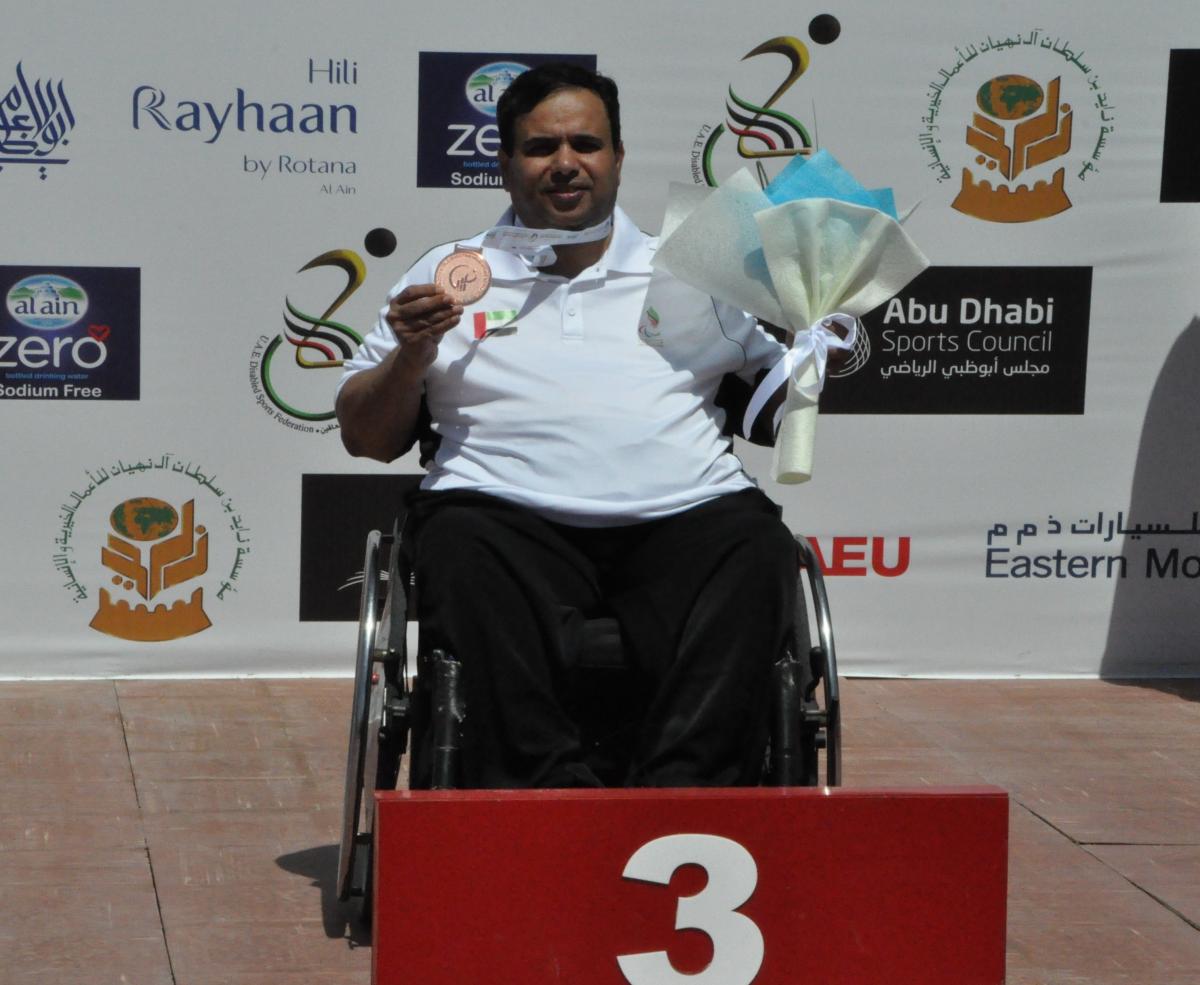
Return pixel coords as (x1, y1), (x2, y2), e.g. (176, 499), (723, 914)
(89, 497), (211, 641)
(919, 30), (1115, 223)
(53, 455), (250, 643)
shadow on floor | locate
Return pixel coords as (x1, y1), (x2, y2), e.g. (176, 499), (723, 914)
(1102, 315), (1200, 684)
(276, 844), (372, 947)
(1097, 678), (1200, 704)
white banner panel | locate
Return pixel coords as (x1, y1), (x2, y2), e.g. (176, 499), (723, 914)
(2, 0), (1198, 677)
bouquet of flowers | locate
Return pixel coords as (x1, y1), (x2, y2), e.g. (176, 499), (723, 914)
(653, 150), (929, 483)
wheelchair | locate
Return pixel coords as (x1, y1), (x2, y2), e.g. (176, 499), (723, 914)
(336, 516), (842, 915)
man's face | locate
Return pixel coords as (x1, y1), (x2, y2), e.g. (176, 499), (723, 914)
(498, 87), (624, 231)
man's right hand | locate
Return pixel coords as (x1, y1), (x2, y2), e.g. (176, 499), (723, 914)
(387, 284), (464, 371)
(336, 283), (462, 462)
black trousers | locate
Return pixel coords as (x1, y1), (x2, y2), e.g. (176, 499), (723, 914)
(407, 487), (797, 788)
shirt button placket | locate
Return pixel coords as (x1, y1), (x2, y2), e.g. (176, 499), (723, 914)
(563, 289), (583, 341)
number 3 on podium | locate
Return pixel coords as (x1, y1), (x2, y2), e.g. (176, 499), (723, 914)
(617, 834), (765, 985)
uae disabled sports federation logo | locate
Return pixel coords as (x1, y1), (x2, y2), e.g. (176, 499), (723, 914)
(917, 29), (1116, 222)
(249, 227), (398, 432)
(52, 455), (251, 642)
(689, 16), (842, 188)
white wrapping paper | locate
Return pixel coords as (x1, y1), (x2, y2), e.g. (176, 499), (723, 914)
(653, 171), (786, 328)
(653, 169), (929, 482)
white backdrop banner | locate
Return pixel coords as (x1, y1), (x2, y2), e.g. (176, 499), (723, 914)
(3, 0), (1198, 678)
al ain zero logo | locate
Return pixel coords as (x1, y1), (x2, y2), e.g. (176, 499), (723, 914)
(417, 52), (597, 188)
(1, 265), (139, 402)
(53, 456), (251, 643)
(919, 30), (1116, 222)
(466, 61), (527, 118)
(249, 227), (397, 432)
(6, 274), (87, 330)
(0, 62), (75, 181)
(691, 16), (841, 188)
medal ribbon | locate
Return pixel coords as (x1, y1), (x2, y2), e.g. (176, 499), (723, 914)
(742, 314), (858, 437)
(481, 216), (614, 267)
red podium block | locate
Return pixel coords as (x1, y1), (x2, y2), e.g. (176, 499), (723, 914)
(374, 786), (1008, 985)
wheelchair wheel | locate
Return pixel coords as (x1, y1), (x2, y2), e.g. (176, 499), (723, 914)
(765, 535), (841, 788)
(337, 531), (383, 904)
(338, 527), (412, 915)
(795, 534), (841, 786)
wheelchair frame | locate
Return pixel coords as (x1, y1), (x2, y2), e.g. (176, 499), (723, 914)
(337, 525), (841, 909)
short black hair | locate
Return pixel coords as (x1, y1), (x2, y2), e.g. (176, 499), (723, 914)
(496, 62), (621, 155)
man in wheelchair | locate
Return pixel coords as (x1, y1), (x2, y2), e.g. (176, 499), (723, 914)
(336, 62), (812, 790)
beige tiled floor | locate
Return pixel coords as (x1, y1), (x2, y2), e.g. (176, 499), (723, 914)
(2, 678), (1198, 984)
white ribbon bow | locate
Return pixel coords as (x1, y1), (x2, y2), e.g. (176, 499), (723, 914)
(481, 216), (614, 267)
(742, 313), (858, 437)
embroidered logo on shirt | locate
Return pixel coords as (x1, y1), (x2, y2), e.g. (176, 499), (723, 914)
(474, 309), (518, 339)
(637, 305), (663, 347)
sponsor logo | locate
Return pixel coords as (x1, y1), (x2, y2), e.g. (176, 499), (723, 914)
(985, 510), (1200, 580)
(918, 29), (1115, 222)
(821, 266), (1091, 414)
(242, 155), (358, 184)
(53, 455), (250, 641)
(299, 473), (423, 621)
(690, 18), (841, 187)
(466, 61), (526, 117)
(828, 322), (871, 380)
(248, 227), (398, 432)
(7, 274), (87, 330)
(133, 57), (360, 189)
(416, 51), (597, 189)
(1161, 50), (1200, 203)
(0, 266), (139, 400)
(808, 536), (911, 577)
(0, 62), (75, 181)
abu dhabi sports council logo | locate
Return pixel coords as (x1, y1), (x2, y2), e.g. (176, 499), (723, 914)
(0, 62), (75, 181)
(249, 227), (398, 433)
(819, 265), (1093, 415)
(918, 30), (1116, 222)
(416, 51), (597, 189)
(690, 17), (842, 188)
(827, 321), (871, 379)
(1, 266), (139, 401)
(52, 455), (250, 642)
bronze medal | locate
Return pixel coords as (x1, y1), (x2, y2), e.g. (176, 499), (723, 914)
(434, 248), (491, 305)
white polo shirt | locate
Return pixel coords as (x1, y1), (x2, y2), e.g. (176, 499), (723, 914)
(340, 206), (786, 526)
